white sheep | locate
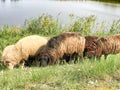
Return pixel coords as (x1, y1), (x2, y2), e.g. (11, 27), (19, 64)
(1, 35), (49, 69)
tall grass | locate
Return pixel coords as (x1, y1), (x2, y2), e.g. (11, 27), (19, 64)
(24, 15), (63, 36)
(0, 15), (120, 89)
(0, 15), (119, 53)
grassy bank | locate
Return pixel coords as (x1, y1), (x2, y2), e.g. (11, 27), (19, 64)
(0, 15), (120, 89)
(0, 55), (120, 90)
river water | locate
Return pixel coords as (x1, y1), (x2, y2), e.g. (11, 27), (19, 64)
(0, 0), (120, 27)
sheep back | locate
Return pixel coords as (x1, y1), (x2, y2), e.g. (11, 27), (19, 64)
(15, 35), (49, 61)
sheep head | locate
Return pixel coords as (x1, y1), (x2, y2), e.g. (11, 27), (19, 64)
(86, 41), (98, 59)
(39, 54), (52, 67)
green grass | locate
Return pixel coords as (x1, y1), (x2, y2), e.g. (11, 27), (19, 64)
(0, 15), (120, 89)
(0, 54), (120, 90)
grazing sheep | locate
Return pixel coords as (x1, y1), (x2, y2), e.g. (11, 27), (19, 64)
(1, 45), (16, 69)
(36, 32), (85, 67)
(84, 36), (98, 57)
(1, 35), (49, 69)
(86, 34), (120, 59)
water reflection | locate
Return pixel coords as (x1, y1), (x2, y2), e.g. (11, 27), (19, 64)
(0, 0), (119, 26)
(1, 0), (20, 2)
(11, 0), (20, 1)
(1, 0), (5, 2)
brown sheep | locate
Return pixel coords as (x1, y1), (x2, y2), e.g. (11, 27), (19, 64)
(36, 32), (85, 67)
(84, 36), (99, 57)
(86, 34), (120, 59)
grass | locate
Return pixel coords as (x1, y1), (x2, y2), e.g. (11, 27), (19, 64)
(0, 54), (120, 90)
(0, 15), (120, 89)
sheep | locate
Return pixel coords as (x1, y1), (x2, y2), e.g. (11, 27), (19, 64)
(83, 36), (99, 58)
(1, 45), (16, 69)
(1, 35), (49, 69)
(36, 32), (85, 67)
(86, 34), (120, 59)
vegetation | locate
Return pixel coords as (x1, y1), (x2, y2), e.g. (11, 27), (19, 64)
(0, 15), (120, 90)
(95, 0), (120, 3)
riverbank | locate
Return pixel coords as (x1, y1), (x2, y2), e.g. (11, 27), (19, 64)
(0, 58), (120, 89)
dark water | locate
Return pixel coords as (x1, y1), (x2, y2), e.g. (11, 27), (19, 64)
(0, 0), (120, 27)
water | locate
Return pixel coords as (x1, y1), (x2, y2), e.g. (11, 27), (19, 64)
(0, 0), (120, 27)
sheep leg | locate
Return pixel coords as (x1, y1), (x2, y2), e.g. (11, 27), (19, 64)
(80, 53), (83, 62)
(104, 54), (108, 60)
(75, 53), (83, 63)
(96, 56), (101, 61)
(7, 63), (14, 70)
(68, 55), (73, 64)
(91, 56), (95, 61)
(19, 60), (25, 69)
(25, 56), (34, 67)
(59, 59), (66, 65)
